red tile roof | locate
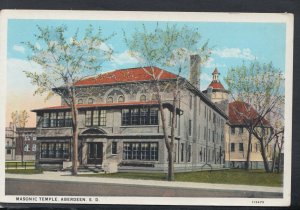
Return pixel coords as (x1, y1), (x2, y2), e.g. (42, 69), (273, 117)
(208, 81), (225, 89)
(32, 101), (160, 112)
(75, 67), (177, 86)
(229, 101), (269, 126)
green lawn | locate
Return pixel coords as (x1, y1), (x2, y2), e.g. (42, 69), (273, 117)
(5, 161), (35, 169)
(79, 169), (283, 187)
(5, 169), (43, 174)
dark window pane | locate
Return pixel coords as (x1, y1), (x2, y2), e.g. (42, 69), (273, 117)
(140, 108), (148, 125)
(131, 109), (140, 125)
(43, 113), (50, 127)
(122, 109), (130, 125)
(86, 111), (92, 126)
(50, 113), (57, 127)
(57, 112), (64, 127)
(150, 108), (158, 125)
(65, 112), (72, 127)
(112, 142), (117, 155)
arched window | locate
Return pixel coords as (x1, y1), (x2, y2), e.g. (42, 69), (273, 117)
(140, 95), (146, 102)
(118, 96), (125, 102)
(78, 99), (83, 104)
(107, 97), (113, 103)
(88, 98), (94, 104)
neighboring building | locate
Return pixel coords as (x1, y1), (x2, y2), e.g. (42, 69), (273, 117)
(5, 125), (37, 161)
(203, 68), (273, 170)
(15, 127), (37, 161)
(5, 125), (16, 161)
(32, 55), (228, 172)
(226, 101), (272, 169)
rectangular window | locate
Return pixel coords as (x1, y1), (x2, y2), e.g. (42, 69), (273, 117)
(239, 127), (243, 134)
(123, 142), (158, 161)
(41, 143), (48, 158)
(200, 147), (202, 162)
(85, 111), (92, 127)
(100, 110), (106, 126)
(48, 143), (55, 158)
(57, 112), (65, 127)
(181, 143), (184, 162)
(231, 143), (235, 152)
(43, 113), (50, 127)
(56, 143), (63, 158)
(149, 108), (158, 125)
(93, 110), (99, 126)
(65, 112), (72, 127)
(150, 143), (158, 161)
(187, 144), (191, 162)
(112, 142), (117, 155)
(208, 129), (210, 141)
(141, 143), (149, 160)
(213, 113), (216, 123)
(32, 144), (36, 152)
(6, 149), (11, 155)
(231, 127), (235, 134)
(140, 108), (148, 125)
(205, 106), (207, 118)
(189, 95), (193, 109)
(122, 109), (130, 125)
(121, 108), (158, 126)
(50, 112), (57, 127)
(209, 110), (211, 121)
(24, 144), (30, 152)
(188, 120), (192, 136)
(131, 109), (140, 125)
(40, 142), (69, 159)
(239, 143), (244, 151)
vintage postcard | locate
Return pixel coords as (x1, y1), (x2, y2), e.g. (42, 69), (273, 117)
(0, 10), (293, 207)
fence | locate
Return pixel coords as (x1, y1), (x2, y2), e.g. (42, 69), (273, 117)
(5, 161), (35, 170)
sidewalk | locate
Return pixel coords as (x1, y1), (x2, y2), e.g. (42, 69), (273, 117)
(6, 171), (282, 193)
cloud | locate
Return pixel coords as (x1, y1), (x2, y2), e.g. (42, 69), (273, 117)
(13, 45), (25, 54)
(202, 57), (226, 69)
(111, 50), (140, 65)
(212, 48), (256, 60)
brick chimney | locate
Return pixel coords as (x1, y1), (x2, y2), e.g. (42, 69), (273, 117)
(189, 54), (201, 89)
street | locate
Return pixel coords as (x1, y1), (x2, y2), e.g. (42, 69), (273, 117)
(6, 178), (283, 198)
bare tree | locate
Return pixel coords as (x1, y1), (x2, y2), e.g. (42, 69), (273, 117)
(11, 110), (29, 165)
(23, 25), (114, 175)
(124, 24), (210, 180)
(226, 61), (284, 172)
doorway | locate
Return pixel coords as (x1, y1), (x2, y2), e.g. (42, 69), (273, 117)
(87, 142), (103, 165)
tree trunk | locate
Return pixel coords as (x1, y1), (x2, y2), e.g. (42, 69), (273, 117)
(245, 130), (252, 170)
(156, 83), (174, 181)
(260, 140), (270, 173)
(71, 99), (79, 176)
(271, 136), (278, 172)
(167, 148), (175, 181)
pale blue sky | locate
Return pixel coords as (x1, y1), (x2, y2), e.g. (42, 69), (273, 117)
(8, 19), (286, 89)
(6, 19), (286, 126)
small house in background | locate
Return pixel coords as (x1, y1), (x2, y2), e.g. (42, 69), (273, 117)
(5, 125), (37, 161)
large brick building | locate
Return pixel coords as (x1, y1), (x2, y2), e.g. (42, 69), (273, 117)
(32, 56), (228, 172)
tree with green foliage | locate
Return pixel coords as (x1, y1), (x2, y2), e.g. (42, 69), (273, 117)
(23, 25), (114, 175)
(124, 24), (210, 181)
(226, 61), (284, 172)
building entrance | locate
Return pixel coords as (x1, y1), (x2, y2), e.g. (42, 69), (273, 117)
(87, 142), (103, 165)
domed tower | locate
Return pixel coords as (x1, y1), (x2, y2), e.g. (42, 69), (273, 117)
(203, 68), (229, 114)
